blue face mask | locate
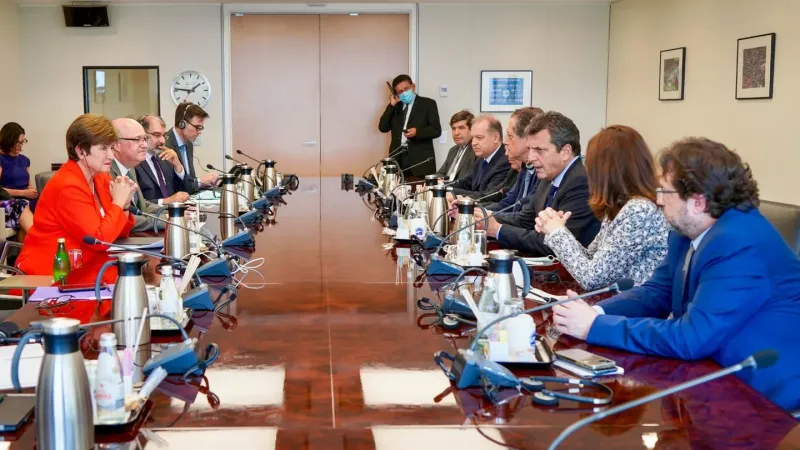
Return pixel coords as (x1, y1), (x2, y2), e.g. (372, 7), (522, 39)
(399, 90), (416, 105)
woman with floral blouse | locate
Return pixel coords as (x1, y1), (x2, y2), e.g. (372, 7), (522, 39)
(535, 125), (669, 290)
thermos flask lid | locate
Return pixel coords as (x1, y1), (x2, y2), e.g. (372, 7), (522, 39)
(116, 252), (145, 264)
(41, 317), (81, 335)
(488, 249), (516, 260)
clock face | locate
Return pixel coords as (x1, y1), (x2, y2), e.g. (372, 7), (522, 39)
(171, 70), (211, 107)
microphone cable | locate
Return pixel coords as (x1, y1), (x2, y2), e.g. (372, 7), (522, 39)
(231, 257), (267, 289)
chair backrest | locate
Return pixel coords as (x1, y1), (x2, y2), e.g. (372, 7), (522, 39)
(35, 171), (57, 193)
(760, 200), (800, 256)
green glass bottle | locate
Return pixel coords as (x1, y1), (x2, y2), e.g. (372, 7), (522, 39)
(53, 238), (71, 285)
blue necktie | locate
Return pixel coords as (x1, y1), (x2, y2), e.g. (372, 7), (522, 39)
(179, 144), (190, 174)
(544, 184), (558, 209)
(515, 172), (533, 213)
(678, 245), (696, 316)
(477, 160), (489, 187)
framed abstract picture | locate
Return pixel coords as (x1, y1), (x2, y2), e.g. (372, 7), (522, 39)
(480, 70), (533, 112)
(659, 47), (686, 101)
(736, 33), (776, 100)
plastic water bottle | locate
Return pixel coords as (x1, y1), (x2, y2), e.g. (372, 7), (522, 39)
(95, 333), (126, 423)
(159, 265), (183, 330)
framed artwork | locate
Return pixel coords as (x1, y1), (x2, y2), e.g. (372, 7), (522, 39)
(480, 70), (533, 112)
(659, 47), (685, 101)
(736, 33), (776, 100)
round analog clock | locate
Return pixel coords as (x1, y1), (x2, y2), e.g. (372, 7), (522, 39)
(170, 70), (211, 107)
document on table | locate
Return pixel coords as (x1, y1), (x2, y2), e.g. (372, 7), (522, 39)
(0, 344), (44, 390)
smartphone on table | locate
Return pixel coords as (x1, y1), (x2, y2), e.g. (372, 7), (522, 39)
(556, 348), (616, 372)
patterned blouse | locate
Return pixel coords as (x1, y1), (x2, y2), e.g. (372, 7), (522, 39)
(543, 198), (669, 290)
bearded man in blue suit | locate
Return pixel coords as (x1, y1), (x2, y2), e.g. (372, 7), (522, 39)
(551, 137), (800, 412)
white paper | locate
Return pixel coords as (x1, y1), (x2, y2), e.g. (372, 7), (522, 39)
(0, 344), (44, 390)
(180, 255), (201, 293)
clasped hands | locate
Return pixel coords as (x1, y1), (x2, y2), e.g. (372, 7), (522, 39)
(110, 176), (138, 210)
(534, 207), (572, 236)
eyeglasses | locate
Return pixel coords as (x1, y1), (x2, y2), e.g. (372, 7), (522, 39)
(16, 139), (28, 146)
(146, 132), (166, 139)
(36, 295), (75, 316)
(120, 136), (149, 145)
(656, 188), (679, 198)
(185, 122), (204, 131)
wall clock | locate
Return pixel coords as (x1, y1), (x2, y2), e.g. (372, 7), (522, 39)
(170, 70), (211, 107)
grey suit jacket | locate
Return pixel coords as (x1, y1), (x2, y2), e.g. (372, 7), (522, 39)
(435, 143), (476, 181)
(111, 160), (164, 233)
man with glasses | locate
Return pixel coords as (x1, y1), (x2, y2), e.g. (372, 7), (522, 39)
(378, 74), (441, 178)
(135, 115), (190, 204)
(110, 118), (166, 232)
(165, 102), (217, 193)
(551, 138), (800, 412)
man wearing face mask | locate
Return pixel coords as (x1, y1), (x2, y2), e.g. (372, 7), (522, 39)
(482, 107), (544, 216)
(378, 74), (441, 178)
(135, 115), (191, 204)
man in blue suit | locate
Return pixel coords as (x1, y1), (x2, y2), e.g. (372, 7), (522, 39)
(483, 106), (543, 216)
(552, 137), (800, 412)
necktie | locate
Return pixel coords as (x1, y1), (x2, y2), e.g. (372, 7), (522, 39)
(678, 245), (696, 316)
(516, 172), (533, 213)
(544, 184), (558, 209)
(477, 160), (489, 187)
(150, 155), (170, 198)
(178, 144), (190, 175)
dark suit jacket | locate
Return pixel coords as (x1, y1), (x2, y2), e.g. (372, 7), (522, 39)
(110, 160), (164, 233)
(484, 168), (538, 215)
(495, 159), (600, 256)
(590, 208), (800, 411)
(479, 169), (518, 203)
(165, 128), (200, 193)
(134, 153), (186, 202)
(378, 96), (441, 177)
(435, 143), (476, 181)
(449, 147), (511, 199)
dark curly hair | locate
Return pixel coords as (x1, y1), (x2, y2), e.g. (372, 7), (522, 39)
(658, 137), (759, 218)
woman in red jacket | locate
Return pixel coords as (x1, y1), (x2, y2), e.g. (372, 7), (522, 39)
(17, 114), (137, 285)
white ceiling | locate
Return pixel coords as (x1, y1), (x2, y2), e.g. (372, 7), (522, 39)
(18, 0), (612, 6)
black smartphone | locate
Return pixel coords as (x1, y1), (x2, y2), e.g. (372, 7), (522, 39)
(58, 283), (107, 293)
(386, 81), (395, 95)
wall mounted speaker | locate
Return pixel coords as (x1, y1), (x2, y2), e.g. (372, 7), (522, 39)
(63, 6), (110, 27)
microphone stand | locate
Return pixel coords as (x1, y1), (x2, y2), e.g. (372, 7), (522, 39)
(429, 189), (500, 236)
(547, 351), (778, 450)
(468, 281), (630, 353)
(129, 206), (221, 254)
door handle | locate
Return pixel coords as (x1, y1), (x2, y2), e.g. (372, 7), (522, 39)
(302, 140), (317, 146)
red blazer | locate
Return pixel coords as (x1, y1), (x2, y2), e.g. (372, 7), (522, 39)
(17, 160), (135, 285)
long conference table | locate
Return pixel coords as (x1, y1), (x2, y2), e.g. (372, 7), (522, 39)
(4, 177), (800, 449)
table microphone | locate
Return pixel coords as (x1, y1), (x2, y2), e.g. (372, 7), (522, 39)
(438, 279), (634, 389)
(400, 157), (434, 173)
(223, 154), (247, 166)
(235, 149), (263, 165)
(428, 189), (504, 234)
(83, 236), (188, 266)
(547, 349), (780, 450)
(468, 278), (635, 353)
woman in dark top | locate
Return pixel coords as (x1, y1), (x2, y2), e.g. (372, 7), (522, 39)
(0, 123), (39, 211)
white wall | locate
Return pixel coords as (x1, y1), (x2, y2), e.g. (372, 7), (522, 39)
(18, 5), (223, 178)
(418, 3), (610, 165)
(0, 0), (21, 125)
(607, 0), (800, 205)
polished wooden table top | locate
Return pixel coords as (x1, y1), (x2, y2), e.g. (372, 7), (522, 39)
(5, 177), (799, 449)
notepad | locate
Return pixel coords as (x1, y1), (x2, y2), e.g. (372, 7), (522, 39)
(28, 286), (113, 302)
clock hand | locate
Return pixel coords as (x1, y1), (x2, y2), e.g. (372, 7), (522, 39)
(189, 83), (202, 93)
(174, 88), (191, 92)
